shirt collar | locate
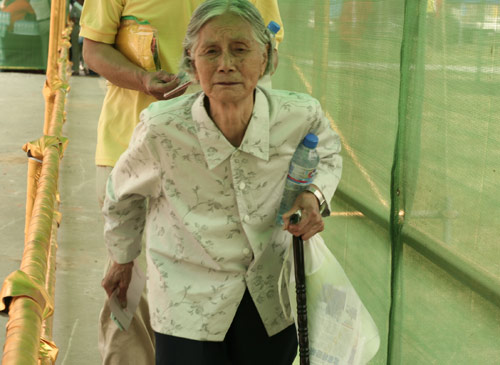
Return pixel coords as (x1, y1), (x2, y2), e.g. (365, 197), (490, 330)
(192, 88), (270, 170)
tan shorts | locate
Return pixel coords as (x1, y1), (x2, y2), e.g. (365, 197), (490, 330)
(96, 165), (155, 365)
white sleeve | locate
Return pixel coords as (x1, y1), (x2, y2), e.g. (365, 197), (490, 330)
(310, 99), (343, 212)
(102, 120), (162, 264)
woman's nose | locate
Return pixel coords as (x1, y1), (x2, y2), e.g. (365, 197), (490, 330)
(217, 51), (236, 72)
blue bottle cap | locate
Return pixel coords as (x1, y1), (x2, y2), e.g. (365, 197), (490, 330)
(302, 133), (318, 149)
(267, 21), (281, 35)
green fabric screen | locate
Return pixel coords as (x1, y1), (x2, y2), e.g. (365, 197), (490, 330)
(0, 0), (51, 70)
(272, 0), (500, 363)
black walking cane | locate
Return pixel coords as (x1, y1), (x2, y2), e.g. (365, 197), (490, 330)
(290, 212), (309, 365)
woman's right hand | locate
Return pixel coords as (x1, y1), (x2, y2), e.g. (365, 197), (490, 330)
(102, 261), (134, 308)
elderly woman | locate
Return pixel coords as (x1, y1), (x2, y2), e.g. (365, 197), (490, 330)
(101, 0), (342, 364)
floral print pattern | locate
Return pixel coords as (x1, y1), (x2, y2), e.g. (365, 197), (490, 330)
(103, 87), (342, 341)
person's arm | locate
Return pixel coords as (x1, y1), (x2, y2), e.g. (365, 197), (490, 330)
(283, 99), (343, 240)
(101, 119), (162, 303)
(82, 38), (185, 100)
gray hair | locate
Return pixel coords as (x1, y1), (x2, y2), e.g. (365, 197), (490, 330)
(180, 0), (275, 78)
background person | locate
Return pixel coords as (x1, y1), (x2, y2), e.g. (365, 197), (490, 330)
(79, 0), (283, 363)
(101, 1), (341, 364)
(69, 0), (83, 75)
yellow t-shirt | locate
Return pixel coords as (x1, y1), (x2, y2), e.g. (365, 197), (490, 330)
(80, 0), (284, 166)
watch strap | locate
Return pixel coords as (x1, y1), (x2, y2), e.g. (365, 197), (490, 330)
(305, 185), (330, 217)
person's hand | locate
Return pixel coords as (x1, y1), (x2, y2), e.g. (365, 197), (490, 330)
(141, 70), (186, 100)
(282, 188), (324, 240)
(101, 261), (134, 308)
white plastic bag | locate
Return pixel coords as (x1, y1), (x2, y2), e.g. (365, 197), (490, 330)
(279, 234), (380, 365)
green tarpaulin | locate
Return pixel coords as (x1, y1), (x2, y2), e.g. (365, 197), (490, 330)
(273, 1), (500, 363)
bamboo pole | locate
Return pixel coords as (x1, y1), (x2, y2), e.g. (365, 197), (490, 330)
(43, 0), (66, 136)
(39, 211), (61, 365)
(1, 0), (70, 362)
(1, 144), (61, 364)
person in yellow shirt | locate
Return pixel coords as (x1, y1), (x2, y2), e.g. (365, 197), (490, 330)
(80, 0), (283, 363)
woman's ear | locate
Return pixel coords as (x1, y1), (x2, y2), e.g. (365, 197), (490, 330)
(261, 44), (269, 76)
(192, 62), (200, 81)
(189, 51), (200, 81)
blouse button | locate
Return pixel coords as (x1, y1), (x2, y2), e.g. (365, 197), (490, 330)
(239, 182), (246, 190)
(243, 215), (250, 223)
(242, 248), (250, 255)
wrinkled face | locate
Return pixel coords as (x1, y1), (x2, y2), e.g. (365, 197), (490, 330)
(192, 13), (268, 106)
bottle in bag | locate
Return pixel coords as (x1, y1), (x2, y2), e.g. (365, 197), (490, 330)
(276, 133), (319, 226)
(260, 20), (280, 89)
(267, 20), (280, 45)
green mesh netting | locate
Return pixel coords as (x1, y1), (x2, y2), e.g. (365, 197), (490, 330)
(0, 0), (52, 70)
(272, 0), (500, 363)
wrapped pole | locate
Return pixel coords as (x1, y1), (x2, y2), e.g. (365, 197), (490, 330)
(25, 154), (43, 241)
(43, 0), (67, 136)
(1, 143), (60, 364)
(46, 12), (71, 138)
(1, 0), (70, 361)
(2, 297), (44, 364)
(39, 211), (61, 364)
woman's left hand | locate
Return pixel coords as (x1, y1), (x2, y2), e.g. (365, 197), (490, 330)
(282, 189), (324, 240)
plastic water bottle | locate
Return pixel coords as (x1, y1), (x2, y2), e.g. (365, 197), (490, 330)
(267, 20), (280, 45)
(259, 21), (280, 89)
(276, 133), (319, 226)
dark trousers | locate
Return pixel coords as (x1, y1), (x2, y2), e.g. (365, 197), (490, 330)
(155, 289), (297, 365)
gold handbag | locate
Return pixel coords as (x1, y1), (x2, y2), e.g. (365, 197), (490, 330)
(115, 15), (161, 72)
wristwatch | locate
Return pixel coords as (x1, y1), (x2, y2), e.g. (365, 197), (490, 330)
(305, 185), (330, 217)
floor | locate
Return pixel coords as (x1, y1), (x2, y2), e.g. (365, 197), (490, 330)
(0, 72), (107, 364)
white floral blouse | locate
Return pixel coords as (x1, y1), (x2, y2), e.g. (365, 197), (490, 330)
(103, 87), (342, 341)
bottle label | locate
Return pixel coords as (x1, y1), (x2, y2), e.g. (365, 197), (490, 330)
(287, 164), (316, 186)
